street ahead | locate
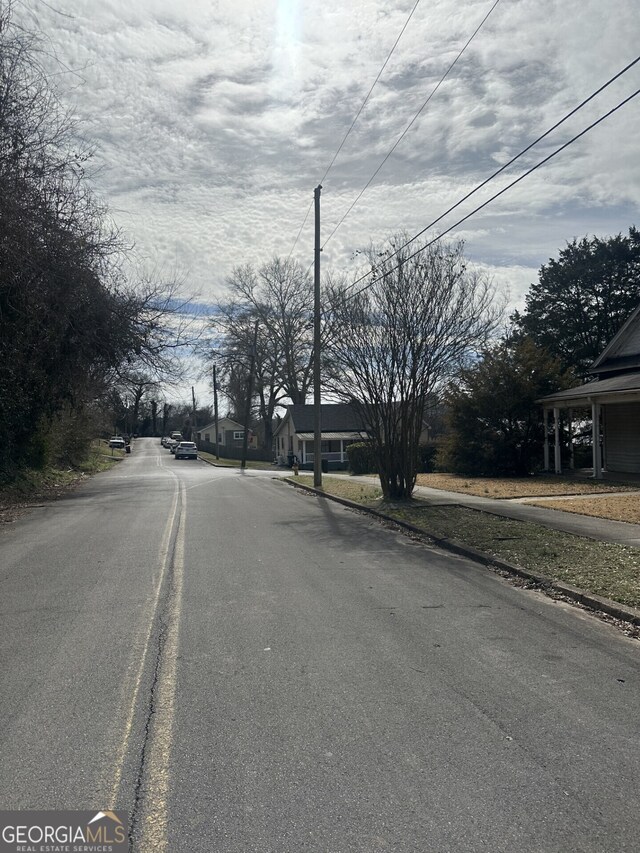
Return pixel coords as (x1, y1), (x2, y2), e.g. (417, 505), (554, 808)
(0, 439), (638, 852)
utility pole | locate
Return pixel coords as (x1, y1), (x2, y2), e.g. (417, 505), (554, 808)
(241, 320), (259, 471)
(213, 364), (220, 460)
(191, 386), (198, 445)
(313, 184), (322, 488)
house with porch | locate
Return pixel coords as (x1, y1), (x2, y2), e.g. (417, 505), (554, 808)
(539, 303), (640, 477)
(273, 403), (368, 469)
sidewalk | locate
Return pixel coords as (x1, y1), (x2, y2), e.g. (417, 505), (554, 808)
(330, 473), (640, 548)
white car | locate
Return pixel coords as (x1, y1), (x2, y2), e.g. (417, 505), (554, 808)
(108, 436), (126, 449)
(174, 441), (198, 460)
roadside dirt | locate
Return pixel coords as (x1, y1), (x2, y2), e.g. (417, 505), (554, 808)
(0, 471), (88, 525)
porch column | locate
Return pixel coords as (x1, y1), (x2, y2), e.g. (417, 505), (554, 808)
(553, 407), (561, 474)
(591, 401), (602, 479)
(568, 409), (574, 469)
(543, 408), (550, 471)
(340, 439), (345, 464)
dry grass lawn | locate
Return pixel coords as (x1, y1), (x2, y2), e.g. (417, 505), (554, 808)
(415, 472), (637, 499)
(525, 494), (640, 524)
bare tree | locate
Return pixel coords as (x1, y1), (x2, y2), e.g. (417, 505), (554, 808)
(326, 237), (503, 499)
(209, 257), (342, 450)
(210, 258), (317, 449)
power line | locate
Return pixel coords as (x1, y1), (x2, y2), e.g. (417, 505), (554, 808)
(338, 85), (640, 307)
(341, 53), (640, 296)
(286, 199), (314, 263)
(319, 0), (423, 186)
(286, 0), (423, 262)
(321, 0), (502, 253)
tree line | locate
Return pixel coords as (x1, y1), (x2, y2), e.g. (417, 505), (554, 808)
(0, 4), (188, 479)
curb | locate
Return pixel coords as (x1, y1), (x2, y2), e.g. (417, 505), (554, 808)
(198, 455), (222, 467)
(284, 477), (640, 628)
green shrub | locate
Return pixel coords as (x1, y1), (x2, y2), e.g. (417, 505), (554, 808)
(418, 444), (438, 472)
(346, 442), (377, 475)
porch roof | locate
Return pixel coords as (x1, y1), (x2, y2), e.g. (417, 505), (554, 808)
(297, 431), (366, 441)
(538, 371), (640, 409)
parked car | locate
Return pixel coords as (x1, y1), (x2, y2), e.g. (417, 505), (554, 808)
(170, 431), (183, 441)
(174, 441), (198, 460)
(169, 439), (180, 453)
(108, 436), (126, 449)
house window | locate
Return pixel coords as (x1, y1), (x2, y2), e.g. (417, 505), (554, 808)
(233, 431), (244, 440)
(205, 433), (210, 442)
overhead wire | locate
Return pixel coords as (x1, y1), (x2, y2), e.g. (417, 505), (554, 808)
(337, 85), (640, 308)
(318, 0), (423, 186)
(285, 0), (423, 262)
(321, 0), (502, 253)
(340, 53), (640, 296)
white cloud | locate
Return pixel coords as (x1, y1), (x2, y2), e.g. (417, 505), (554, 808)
(15, 0), (640, 366)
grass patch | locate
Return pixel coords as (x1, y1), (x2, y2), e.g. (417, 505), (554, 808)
(198, 451), (275, 470)
(83, 440), (125, 472)
(296, 475), (640, 609)
(294, 474), (383, 503)
(415, 472), (637, 499)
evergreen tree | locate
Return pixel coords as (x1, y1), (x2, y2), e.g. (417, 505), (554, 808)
(439, 338), (570, 476)
(512, 228), (640, 374)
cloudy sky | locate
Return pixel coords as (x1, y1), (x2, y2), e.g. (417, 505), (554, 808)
(17, 0), (640, 395)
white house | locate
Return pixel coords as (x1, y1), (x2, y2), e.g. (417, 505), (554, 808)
(273, 404), (368, 469)
(196, 417), (257, 450)
(539, 303), (640, 477)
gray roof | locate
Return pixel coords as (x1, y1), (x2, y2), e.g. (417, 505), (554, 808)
(591, 302), (640, 373)
(197, 417), (245, 433)
(281, 403), (368, 434)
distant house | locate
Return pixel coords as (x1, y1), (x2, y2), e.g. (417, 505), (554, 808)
(539, 304), (640, 477)
(273, 403), (368, 469)
(196, 417), (257, 450)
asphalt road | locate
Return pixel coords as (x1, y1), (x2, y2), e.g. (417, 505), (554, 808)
(0, 438), (638, 852)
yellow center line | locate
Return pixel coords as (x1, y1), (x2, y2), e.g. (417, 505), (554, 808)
(108, 472), (180, 808)
(137, 481), (186, 852)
